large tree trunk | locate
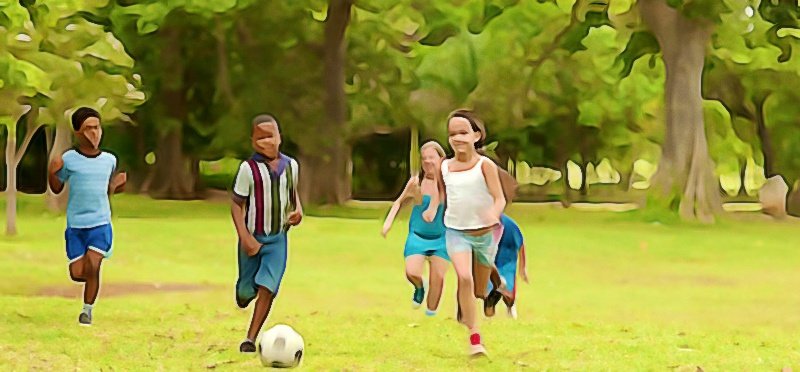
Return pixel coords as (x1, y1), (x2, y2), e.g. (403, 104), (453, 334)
(301, 0), (353, 205)
(148, 26), (198, 200)
(754, 94), (775, 178)
(46, 122), (72, 212)
(640, 0), (721, 223)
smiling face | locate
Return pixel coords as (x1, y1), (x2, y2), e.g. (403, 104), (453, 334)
(252, 121), (281, 159)
(447, 116), (480, 155)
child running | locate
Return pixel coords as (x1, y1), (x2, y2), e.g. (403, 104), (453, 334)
(438, 109), (506, 357)
(484, 214), (528, 319)
(382, 141), (450, 316)
(48, 107), (127, 326)
(230, 114), (302, 352)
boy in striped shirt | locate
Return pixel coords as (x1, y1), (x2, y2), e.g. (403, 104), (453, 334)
(231, 114), (302, 352)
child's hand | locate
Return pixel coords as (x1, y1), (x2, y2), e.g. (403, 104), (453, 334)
(50, 156), (64, 174)
(112, 172), (127, 190)
(422, 208), (436, 223)
(521, 270), (529, 283)
(381, 222), (391, 238)
(287, 209), (303, 226)
(241, 235), (261, 257)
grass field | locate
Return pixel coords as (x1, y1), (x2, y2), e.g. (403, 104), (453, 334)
(1, 194), (799, 371)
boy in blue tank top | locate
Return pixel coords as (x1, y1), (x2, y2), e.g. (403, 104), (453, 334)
(484, 214), (528, 319)
(48, 107), (126, 326)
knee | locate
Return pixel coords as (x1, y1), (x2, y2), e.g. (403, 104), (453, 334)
(473, 287), (486, 300)
(457, 274), (472, 288)
(405, 269), (422, 282)
(83, 261), (101, 277)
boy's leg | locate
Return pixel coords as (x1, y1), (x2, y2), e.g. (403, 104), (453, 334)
(241, 234), (287, 351)
(246, 285), (275, 341)
(236, 243), (260, 308)
(67, 228), (88, 283)
(82, 250), (104, 305)
(69, 258), (87, 283)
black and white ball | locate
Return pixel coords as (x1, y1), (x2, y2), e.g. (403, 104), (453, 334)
(258, 324), (304, 368)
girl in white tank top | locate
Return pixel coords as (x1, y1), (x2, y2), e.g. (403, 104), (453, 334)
(436, 109), (506, 357)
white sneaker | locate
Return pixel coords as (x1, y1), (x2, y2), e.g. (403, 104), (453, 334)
(507, 304), (518, 320)
(469, 343), (488, 358)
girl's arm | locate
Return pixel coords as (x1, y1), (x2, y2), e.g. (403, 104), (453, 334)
(382, 178), (416, 237)
(481, 159), (506, 225)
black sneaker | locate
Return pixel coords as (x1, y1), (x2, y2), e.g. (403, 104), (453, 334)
(412, 287), (425, 309)
(484, 290), (502, 317)
(236, 295), (255, 309)
(239, 339), (256, 353)
(78, 312), (92, 326)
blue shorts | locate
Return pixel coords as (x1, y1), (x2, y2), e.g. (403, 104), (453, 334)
(65, 224), (113, 263)
(404, 232), (449, 261)
(487, 259), (518, 299)
(236, 233), (288, 306)
(445, 225), (504, 266)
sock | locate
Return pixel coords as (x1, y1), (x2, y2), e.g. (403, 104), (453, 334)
(470, 333), (481, 346)
(425, 309), (437, 316)
(82, 303), (93, 316)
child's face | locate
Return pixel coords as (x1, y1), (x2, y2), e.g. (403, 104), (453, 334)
(77, 117), (102, 149)
(447, 117), (479, 155)
(252, 121), (281, 158)
(421, 146), (442, 174)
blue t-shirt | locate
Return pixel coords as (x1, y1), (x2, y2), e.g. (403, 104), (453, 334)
(57, 149), (117, 228)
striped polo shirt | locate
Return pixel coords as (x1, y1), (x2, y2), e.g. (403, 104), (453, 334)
(232, 153), (299, 236)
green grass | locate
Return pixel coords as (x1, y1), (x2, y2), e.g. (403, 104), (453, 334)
(1, 194), (800, 370)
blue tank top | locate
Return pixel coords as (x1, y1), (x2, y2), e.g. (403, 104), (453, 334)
(408, 194), (446, 239)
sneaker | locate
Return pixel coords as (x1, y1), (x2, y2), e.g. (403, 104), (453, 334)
(412, 287), (425, 309)
(507, 303), (518, 320)
(483, 290), (502, 317)
(468, 333), (487, 358)
(78, 312), (92, 326)
(239, 339), (257, 353)
(425, 309), (437, 317)
(236, 295), (255, 309)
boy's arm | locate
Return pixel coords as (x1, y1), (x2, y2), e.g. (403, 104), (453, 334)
(48, 155), (65, 194)
(231, 162), (260, 256)
(287, 161), (303, 226)
(382, 178), (415, 237)
(231, 197), (260, 256)
(519, 243), (528, 283)
(108, 168), (127, 195)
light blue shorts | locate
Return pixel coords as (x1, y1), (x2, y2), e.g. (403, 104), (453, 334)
(445, 225), (504, 266)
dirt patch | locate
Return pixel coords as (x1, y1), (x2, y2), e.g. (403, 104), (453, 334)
(37, 282), (222, 298)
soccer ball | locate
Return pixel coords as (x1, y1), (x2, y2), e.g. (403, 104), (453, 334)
(258, 324), (304, 368)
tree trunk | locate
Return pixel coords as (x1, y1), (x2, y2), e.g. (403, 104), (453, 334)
(302, 0), (353, 205)
(579, 162), (588, 197)
(640, 0), (721, 223)
(6, 128), (17, 236)
(754, 94), (775, 178)
(46, 122), (72, 212)
(560, 160), (571, 208)
(148, 26), (198, 200)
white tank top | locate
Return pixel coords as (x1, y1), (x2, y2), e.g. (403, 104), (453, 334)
(442, 156), (495, 230)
